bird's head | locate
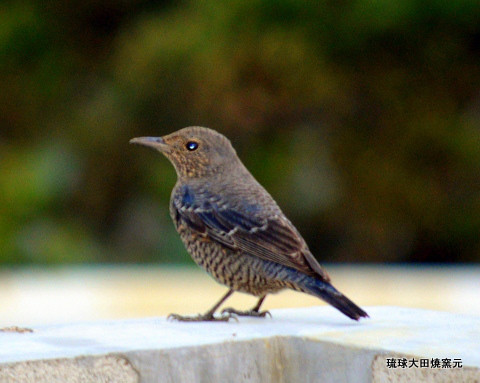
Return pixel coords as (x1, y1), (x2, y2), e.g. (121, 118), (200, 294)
(130, 126), (240, 179)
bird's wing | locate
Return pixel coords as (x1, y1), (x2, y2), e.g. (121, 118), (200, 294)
(173, 186), (330, 281)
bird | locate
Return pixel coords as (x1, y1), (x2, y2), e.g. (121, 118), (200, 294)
(130, 127), (369, 322)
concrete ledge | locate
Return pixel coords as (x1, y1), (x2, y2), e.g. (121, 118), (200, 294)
(1, 307), (479, 382)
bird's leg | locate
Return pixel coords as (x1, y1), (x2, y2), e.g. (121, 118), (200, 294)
(221, 295), (271, 318)
(168, 289), (237, 322)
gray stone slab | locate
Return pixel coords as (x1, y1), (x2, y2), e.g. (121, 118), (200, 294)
(0, 307), (478, 382)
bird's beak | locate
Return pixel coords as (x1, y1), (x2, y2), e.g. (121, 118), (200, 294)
(129, 136), (169, 152)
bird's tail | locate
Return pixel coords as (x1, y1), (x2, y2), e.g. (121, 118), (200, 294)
(294, 276), (369, 321)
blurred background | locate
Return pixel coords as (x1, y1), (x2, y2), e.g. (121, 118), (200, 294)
(1, 0), (480, 325)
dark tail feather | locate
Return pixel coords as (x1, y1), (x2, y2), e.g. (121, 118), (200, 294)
(302, 279), (369, 321)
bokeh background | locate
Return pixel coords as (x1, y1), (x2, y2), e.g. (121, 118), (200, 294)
(2, 0), (480, 267)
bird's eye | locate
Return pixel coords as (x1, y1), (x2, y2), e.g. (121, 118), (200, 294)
(186, 141), (199, 151)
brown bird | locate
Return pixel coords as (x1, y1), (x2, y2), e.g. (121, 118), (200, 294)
(130, 127), (368, 322)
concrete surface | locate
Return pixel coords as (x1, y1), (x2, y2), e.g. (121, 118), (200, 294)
(0, 307), (478, 383)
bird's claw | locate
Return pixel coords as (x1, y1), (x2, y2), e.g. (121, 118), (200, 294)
(221, 307), (272, 318)
(0, 326), (34, 333)
(167, 312), (237, 322)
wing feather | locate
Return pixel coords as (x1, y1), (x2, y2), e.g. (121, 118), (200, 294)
(173, 186), (330, 281)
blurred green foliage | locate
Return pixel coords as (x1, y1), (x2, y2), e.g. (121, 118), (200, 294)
(1, 0), (480, 264)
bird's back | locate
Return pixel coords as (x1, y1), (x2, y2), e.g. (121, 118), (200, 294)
(170, 162), (331, 283)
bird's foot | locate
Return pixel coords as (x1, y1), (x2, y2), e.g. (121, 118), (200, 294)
(167, 312), (237, 322)
(221, 307), (272, 318)
(0, 326), (34, 333)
